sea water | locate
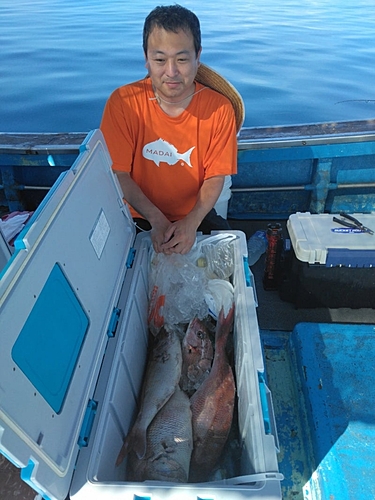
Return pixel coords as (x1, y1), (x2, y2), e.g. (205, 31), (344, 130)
(1, 0), (375, 133)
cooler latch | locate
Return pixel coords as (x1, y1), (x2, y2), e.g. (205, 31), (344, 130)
(243, 256), (252, 287)
(258, 373), (271, 434)
(107, 307), (121, 337)
(78, 399), (98, 448)
(258, 373), (280, 451)
(243, 257), (259, 307)
(126, 247), (136, 268)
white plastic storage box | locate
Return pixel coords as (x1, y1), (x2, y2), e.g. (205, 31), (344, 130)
(287, 212), (375, 267)
(0, 130), (282, 500)
(280, 212), (375, 308)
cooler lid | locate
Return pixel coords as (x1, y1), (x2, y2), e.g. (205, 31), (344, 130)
(287, 212), (375, 265)
(0, 129), (135, 500)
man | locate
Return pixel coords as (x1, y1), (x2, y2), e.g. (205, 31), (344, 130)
(101, 5), (243, 254)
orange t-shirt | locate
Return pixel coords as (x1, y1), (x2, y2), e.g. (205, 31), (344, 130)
(100, 77), (237, 220)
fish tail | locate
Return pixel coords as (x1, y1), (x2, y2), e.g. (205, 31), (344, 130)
(116, 437), (130, 466)
(115, 425), (147, 466)
(216, 302), (235, 347)
(131, 427), (148, 460)
(181, 146), (195, 168)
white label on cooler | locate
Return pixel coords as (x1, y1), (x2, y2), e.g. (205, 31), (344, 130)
(90, 209), (110, 259)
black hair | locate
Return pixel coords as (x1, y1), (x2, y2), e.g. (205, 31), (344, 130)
(143, 5), (201, 56)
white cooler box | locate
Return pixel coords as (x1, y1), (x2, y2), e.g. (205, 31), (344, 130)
(0, 130), (282, 500)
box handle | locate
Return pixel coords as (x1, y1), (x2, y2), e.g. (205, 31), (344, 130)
(258, 373), (280, 451)
(107, 307), (121, 338)
(78, 399), (98, 448)
(126, 247), (136, 268)
(243, 256), (252, 287)
(208, 471), (284, 485)
(243, 257), (258, 306)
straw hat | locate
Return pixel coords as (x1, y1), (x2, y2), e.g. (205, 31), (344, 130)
(195, 63), (245, 133)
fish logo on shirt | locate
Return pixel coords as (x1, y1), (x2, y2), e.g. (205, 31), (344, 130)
(143, 138), (195, 167)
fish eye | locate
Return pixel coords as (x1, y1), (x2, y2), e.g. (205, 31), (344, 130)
(197, 330), (204, 339)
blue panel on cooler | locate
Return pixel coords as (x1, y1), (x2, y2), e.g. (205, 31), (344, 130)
(11, 263), (89, 413)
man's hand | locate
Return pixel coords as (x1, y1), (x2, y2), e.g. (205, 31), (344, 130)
(160, 175), (226, 255)
(115, 171), (225, 255)
(115, 171), (172, 253)
(150, 217), (175, 253)
(160, 217), (198, 255)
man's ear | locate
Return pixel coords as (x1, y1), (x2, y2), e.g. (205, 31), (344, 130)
(197, 47), (202, 65)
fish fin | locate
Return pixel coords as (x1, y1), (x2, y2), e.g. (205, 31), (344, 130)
(223, 301), (235, 321)
(116, 437), (130, 467)
(131, 426), (148, 460)
(116, 425), (148, 465)
(215, 303), (235, 347)
(181, 146), (195, 168)
(218, 302), (235, 331)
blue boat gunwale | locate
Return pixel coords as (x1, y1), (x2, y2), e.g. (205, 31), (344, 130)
(1, 118), (375, 152)
(237, 118), (375, 149)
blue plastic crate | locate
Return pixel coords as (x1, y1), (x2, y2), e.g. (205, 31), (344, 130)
(291, 322), (375, 500)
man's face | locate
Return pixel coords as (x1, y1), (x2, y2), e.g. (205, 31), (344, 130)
(145, 27), (201, 103)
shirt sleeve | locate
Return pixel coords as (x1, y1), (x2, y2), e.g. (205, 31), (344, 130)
(100, 89), (135, 173)
(202, 97), (238, 180)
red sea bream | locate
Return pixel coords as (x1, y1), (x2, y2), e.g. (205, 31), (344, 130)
(189, 304), (236, 482)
